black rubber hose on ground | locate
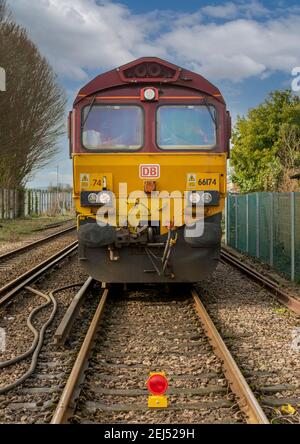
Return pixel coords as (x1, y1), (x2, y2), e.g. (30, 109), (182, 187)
(0, 282), (85, 395)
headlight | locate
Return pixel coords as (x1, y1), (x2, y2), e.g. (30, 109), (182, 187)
(189, 192), (201, 204)
(201, 192), (213, 204)
(88, 193), (97, 204)
(144, 88), (156, 101)
(99, 192), (111, 205)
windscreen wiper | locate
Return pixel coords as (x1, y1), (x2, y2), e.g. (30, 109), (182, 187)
(202, 98), (218, 127)
(81, 96), (96, 129)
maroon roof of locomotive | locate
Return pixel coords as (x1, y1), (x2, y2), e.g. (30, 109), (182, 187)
(71, 57), (230, 155)
(74, 57), (225, 105)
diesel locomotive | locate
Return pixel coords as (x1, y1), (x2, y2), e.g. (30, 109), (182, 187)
(69, 57), (231, 283)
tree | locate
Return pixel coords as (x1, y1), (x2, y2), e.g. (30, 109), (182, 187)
(276, 123), (300, 191)
(231, 90), (300, 193)
(0, 0), (7, 22)
(0, 0), (66, 188)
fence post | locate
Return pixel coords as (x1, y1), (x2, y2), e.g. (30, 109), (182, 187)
(27, 190), (29, 216)
(10, 189), (14, 219)
(235, 194), (238, 249)
(0, 189), (3, 219)
(41, 191), (43, 215)
(7, 189), (9, 219)
(4, 189), (8, 219)
(35, 191), (38, 215)
(225, 195), (228, 245)
(270, 193), (274, 267)
(24, 190), (27, 217)
(246, 194), (249, 253)
(44, 191), (46, 214)
(14, 190), (17, 219)
(291, 192), (295, 281)
(32, 191), (34, 215)
(0, 189), (2, 219)
(2, 189), (5, 219)
(256, 192), (260, 258)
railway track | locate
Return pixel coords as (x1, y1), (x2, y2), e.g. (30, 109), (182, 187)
(0, 273), (99, 422)
(51, 286), (269, 425)
(0, 225), (76, 262)
(32, 219), (75, 232)
(1, 245), (299, 424)
(220, 247), (300, 315)
(0, 241), (78, 307)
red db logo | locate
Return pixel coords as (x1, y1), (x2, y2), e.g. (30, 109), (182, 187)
(139, 164), (160, 179)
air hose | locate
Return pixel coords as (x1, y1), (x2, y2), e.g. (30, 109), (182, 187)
(0, 282), (85, 395)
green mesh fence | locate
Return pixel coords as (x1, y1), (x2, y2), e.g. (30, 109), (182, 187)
(248, 194), (257, 258)
(228, 195), (236, 247)
(259, 193), (272, 264)
(236, 195), (247, 253)
(273, 194), (291, 277)
(226, 192), (300, 282)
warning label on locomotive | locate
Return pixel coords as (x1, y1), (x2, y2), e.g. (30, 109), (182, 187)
(187, 173), (197, 189)
(139, 164), (160, 179)
(80, 173), (90, 189)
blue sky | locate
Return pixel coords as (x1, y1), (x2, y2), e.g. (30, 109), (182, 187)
(7, 0), (300, 188)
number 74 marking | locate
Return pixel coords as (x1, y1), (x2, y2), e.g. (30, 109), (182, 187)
(92, 179), (102, 186)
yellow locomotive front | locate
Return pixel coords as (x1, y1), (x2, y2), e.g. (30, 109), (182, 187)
(69, 58), (231, 283)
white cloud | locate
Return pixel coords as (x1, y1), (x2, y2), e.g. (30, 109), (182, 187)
(202, 1), (269, 19)
(9, 0), (164, 81)
(157, 15), (300, 81)
(202, 2), (239, 19)
(8, 0), (300, 83)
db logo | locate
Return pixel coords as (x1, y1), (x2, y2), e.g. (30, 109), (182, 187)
(139, 164), (160, 179)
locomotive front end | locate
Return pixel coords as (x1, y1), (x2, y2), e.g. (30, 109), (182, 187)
(69, 58), (231, 283)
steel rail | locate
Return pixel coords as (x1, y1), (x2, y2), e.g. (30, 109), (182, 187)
(0, 225), (76, 262)
(32, 219), (75, 232)
(192, 289), (269, 424)
(0, 241), (78, 307)
(51, 288), (109, 424)
(220, 248), (300, 315)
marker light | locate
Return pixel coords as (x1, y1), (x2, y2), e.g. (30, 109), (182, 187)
(147, 373), (169, 395)
(88, 193), (97, 204)
(189, 192), (201, 205)
(99, 192), (111, 205)
(144, 88), (156, 101)
(201, 192), (213, 204)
